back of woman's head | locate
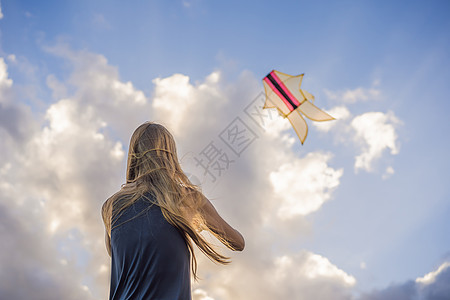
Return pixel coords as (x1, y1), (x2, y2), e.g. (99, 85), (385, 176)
(126, 122), (181, 185)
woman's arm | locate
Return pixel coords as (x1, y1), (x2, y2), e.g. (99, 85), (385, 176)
(199, 196), (245, 251)
(105, 230), (112, 257)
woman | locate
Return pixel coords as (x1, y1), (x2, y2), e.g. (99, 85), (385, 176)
(102, 122), (245, 300)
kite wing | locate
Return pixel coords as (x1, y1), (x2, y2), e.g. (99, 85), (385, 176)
(287, 110), (308, 144)
(298, 101), (334, 122)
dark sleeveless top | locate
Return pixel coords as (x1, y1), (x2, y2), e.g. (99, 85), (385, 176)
(110, 194), (191, 300)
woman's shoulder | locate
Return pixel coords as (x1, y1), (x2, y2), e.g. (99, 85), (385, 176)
(103, 183), (138, 206)
(102, 195), (114, 219)
(102, 185), (130, 216)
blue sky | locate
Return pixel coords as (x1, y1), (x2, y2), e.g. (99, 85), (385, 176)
(1, 1), (450, 299)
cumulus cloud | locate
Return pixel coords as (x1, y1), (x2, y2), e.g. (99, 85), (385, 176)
(276, 252), (356, 286)
(312, 103), (401, 175)
(416, 261), (450, 285)
(192, 250), (355, 300)
(382, 166), (395, 180)
(314, 105), (351, 133)
(152, 71), (227, 137)
(351, 111), (400, 172)
(193, 289), (216, 300)
(358, 261), (450, 300)
(325, 83), (381, 104)
(270, 152), (343, 219)
(0, 58), (13, 93)
(44, 43), (152, 141)
(0, 57), (37, 170)
(0, 1), (3, 20)
(0, 202), (93, 300)
(321, 83), (402, 176)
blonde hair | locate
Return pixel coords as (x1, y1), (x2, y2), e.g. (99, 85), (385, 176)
(102, 122), (230, 279)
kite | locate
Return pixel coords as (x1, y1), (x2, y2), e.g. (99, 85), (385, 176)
(262, 70), (334, 144)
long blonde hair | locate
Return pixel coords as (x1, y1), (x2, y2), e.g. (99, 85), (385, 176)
(102, 122), (230, 279)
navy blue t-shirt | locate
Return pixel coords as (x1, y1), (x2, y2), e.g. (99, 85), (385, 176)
(110, 194), (191, 300)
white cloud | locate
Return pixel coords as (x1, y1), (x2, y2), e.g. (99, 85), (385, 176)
(273, 251), (356, 290)
(1, 55), (43, 107)
(152, 71), (227, 137)
(325, 84), (380, 104)
(6, 54), (16, 63)
(0, 57), (36, 162)
(0, 58), (13, 94)
(0, 1), (3, 20)
(43, 44), (152, 142)
(272, 252), (356, 287)
(351, 111), (400, 172)
(313, 96), (401, 177)
(297, 252), (356, 286)
(270, 152), (343, 219)
(382, 166), (395, 180)
(416, 261), (450, 285)
(194, 250), (355, 300)
(152, 73), (198, 133)
(0, 202), (97, 300)
(314, 105), (351, 132)
(193, 289), (216, 300)
(318, 81), (402, 177)
(359, 261), (450, 299)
